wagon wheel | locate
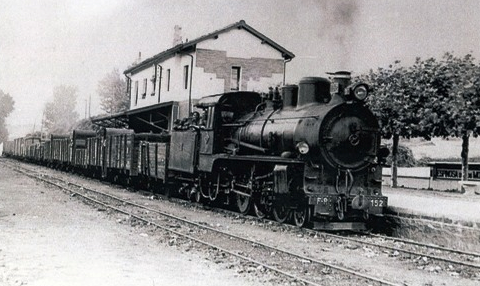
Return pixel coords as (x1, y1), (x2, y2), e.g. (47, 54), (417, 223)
(185, 186), (193, 201)
(208, 185), (218, 202)
(293, 203), (311, 228)
(236, 193), (251, 215)
(161, 185), (170, 197)
(272, 203), (290, 223)
(194, 188), (202, 203)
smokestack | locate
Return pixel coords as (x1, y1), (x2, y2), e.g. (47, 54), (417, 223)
(297, 77), (331, 107)
(173, 25), (183, 46)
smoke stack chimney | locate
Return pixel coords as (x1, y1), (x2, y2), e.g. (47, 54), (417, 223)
(173, 25), (183, 46)
(297, 77), (331, 107)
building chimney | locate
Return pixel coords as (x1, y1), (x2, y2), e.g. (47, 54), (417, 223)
(173, 25), (183, 46)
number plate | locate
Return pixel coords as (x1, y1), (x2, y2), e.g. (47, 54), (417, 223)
(316, 197), (332, 205)
(369, 198), (386, 208)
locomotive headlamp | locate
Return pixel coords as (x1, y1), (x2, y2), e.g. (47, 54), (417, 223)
(296, 142), (310, 154)
(353, 84), (369, 101)
(345, 83), (370, 101)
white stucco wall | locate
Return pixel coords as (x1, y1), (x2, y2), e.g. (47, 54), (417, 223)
(195, 29), (285, 93)
(129, 66), (156, 109)
(129, 55), (197, 110)
(190, 67), (225, 99)
(197, 29), (283, 59)
(129, 27), (286, 110)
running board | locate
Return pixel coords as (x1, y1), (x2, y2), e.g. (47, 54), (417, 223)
(313, 221), (366, 231)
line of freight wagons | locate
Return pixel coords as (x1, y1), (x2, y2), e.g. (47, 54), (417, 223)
(3, 129), (170, 185)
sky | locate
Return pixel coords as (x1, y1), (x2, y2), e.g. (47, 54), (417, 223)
(1, 0), (480, 139)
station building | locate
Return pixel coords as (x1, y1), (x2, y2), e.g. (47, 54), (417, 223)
(126, 20), (294, 111)
(92, 20), (295, 133)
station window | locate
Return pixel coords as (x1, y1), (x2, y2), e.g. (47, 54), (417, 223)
(183, 65), (189, 90)
(142, 78), (147, 99)
(134, 81), (139, 105)
(167, 69), (171, 91)
(231, 66), (241, 91)
(157, 67), (162, 99)
(151, 67), (157, 96)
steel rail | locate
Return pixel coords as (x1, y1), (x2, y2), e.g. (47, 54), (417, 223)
(12, 165), (401, 286)
(9, 160), (479, 272)
(384, 213), (478, 231)
(17, 170), (329, 286)
(64, 180), (401, 286)
(319, 232), (480, 269)
(365, 232), (480, 258)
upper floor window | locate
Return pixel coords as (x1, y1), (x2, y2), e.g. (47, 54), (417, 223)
(231, 66), (241, 91)
(134, 81), (139, 105)
(151, 67), (157, 96)
(126, 77), (132, 100)
(142, 78), (147, 99)
(183, 65), (189, 90)
(167, 69), (171, 91)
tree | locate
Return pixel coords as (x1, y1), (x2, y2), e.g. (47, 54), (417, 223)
(97, 68), (129, 114)
(0, 89), (15, 143)
(385, 144), (416, 167)
(362, 53), (480, 184)
(43, 85), (79, 134)
(361, 61), (421, 187)
(412, 53), (480, 180)
(73, 118), (96, 131)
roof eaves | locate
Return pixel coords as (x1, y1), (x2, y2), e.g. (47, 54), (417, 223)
(185, 20), (294, 60)
(124, 20), (295, 75)
(124, 45), (182, 75)
(239, 21), (295, 60)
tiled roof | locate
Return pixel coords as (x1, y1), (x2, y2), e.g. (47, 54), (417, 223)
(124, 20), (295, 75)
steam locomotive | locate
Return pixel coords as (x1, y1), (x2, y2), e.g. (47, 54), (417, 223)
(4, 72), (388, 230)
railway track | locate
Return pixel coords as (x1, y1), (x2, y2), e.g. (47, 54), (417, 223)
(5, 159), (480, 283)
(320, 231), (480, 274)
(8, 161), (402, 286)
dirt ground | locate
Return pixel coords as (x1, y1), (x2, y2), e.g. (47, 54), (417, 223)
(0, 163), (263, 286)
(1, 159), (479, 286)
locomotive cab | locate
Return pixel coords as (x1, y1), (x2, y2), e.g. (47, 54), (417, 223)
(195, 92), (262, 155)
(169, 92), (262, 175)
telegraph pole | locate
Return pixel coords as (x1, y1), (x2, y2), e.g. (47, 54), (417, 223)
(89, 94), (91, 118)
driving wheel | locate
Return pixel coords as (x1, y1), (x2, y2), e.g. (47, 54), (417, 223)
(236, 193), (251, 215)
(253, 201), (267, 219)
(293, 204), (311, 228)
(272, 203), (290, 223)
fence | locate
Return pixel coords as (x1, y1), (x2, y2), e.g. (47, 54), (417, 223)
(382, 162), (480, 192)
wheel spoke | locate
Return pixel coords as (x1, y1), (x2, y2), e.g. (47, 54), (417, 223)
(293, 204), (311, 228)
(253, 201), (267, 219)
(273, 204), (289, 223)
(236, 194), (251, 215)
(194, 189), (202, 203)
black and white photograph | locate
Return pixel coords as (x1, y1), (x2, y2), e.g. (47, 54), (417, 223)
(1, 0), (479, 285)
